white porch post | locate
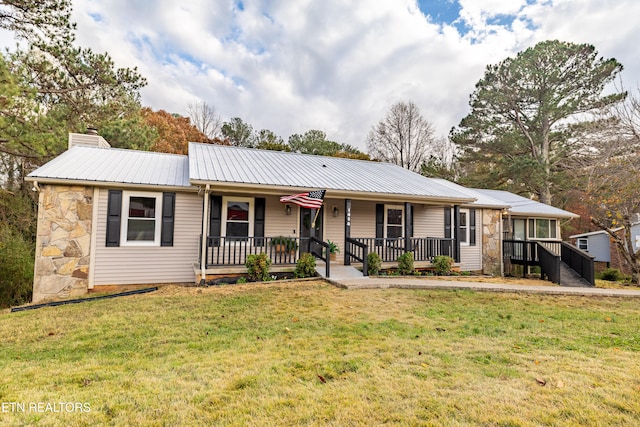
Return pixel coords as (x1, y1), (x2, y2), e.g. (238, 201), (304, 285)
(200, 184), (210, 283)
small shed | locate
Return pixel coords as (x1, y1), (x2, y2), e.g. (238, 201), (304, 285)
(569, 230), (612, 263)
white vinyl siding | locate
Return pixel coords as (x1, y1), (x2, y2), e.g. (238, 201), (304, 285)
(264, 196), (299, 238)
(350, 200), (376, 237)
(94, 190), (201, 285)
(460, 208), (482, 271)
(323, 199), (345, 263)
(413, 205), (445, 238)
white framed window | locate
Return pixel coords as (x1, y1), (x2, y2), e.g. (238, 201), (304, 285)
(577, 238), (588, 251)
(385, 205), (403, 239)
(121, 191), (162, 246)
(222, 197), (254, 240)
(459, 209), (469, 245)
(528, 218), (558, 239)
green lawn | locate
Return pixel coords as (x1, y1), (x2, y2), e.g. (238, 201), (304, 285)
(1, 281), (640, 426)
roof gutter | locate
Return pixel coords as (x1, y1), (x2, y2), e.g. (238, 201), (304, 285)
(188, 180), (476, 205)
(25, 177), (198, 193)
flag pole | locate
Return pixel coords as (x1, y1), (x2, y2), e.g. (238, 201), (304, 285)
(311, 208), (321, 228)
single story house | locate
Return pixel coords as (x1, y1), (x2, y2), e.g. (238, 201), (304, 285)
(26, 132), (580, 302)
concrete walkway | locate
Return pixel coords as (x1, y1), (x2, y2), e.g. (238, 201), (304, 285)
(328, 275), (640, 298)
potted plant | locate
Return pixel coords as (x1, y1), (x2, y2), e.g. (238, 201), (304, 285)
(271, 236), (298, 254)
(327, 240), (340, 261)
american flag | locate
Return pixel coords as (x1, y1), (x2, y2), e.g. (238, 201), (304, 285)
(279, 190), (326, 209)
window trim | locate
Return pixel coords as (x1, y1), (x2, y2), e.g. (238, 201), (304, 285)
(459, 208), (470, 246)
(384, 204), (404, 239)
(577, 238), (588, 251)
(221, 196), (254, 240)
(527, 218), (558, 240)
(120, 191), (163, 247)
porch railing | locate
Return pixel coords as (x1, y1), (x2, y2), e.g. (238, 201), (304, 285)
(347, 237), (454, 264)
(504, 239), (595, 286)
(203, 236), (308, 267)
(345, 237), (369, 275)
(561, 242), (595, 286)
(311, 237), (330, 278)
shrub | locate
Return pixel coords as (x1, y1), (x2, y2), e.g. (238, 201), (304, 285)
(433, 255), (454, 276)
(0, 225), (34, 307)
(600, 268), (622, 282)
(397, 252), (414, 275)
(367, 252), (382, 276)
(295, 253), (316, 278)
(245, 253), (271, 282)
(235, 276), (247, 284)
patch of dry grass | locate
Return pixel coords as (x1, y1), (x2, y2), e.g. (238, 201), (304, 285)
(1, 281), (640, 426)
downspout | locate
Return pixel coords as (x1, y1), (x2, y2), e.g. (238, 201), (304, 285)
(200, 184), (210, 284)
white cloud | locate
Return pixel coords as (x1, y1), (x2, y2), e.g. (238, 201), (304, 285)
(12, 0), (640, 149)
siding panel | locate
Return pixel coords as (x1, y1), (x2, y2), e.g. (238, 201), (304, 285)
(460, 208), (482, 271)
(94, 190), (202, 285)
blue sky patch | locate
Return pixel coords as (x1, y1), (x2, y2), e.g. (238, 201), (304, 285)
(89, 12), (103, 23)
(417, 0), (461, 25)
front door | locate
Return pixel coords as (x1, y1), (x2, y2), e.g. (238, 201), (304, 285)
(300, 207), (323, 254)
(513, 219), (526, 241)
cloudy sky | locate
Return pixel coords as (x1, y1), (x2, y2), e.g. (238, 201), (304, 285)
(35, 1), (640, 149)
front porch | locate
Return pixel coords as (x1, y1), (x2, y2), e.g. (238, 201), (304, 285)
(199, 235), (456, 278)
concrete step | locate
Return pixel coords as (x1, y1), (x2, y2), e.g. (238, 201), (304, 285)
(316, 262), (365, 280)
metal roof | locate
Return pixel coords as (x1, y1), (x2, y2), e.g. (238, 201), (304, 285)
(27, 146), (191, 188)
(188, 143), (474, 201)
(473, 189), (579, 219)
(429, 179), (510, 208)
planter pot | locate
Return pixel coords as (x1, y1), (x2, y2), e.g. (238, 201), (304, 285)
(330, 253), (337, 261)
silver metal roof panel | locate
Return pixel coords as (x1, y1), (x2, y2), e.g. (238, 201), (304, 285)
(473, 189), (578, 218)
(188, 143), (474, 201)
(430, 179), (510, 208)
(27, 146), (191, 188)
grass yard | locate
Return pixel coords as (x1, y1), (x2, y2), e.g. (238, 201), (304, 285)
(1, 281), (640, 426)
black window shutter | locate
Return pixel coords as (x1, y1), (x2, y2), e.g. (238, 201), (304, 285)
(161, 192), (176, 247)
(254, 198), (265, 246)
(209, 195), (222, 246)
(375, 204), (384, 246)
(444, 207), (451, 239)
(106, 190), (122, 247)
(469, 208), (476, 246)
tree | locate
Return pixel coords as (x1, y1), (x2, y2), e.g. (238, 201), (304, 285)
(254, 129), (289, 151)
(585, 91), (640, 283)
(288, 130), (341, 156)
(0, 0), (74, 43)
(142, 109), (210, 155)
(221, 117), (254, 147)
(451, 40), (625, 204)
(0, 0), (148, 303)
(187, 100), (222, 139)
(367, 101), (436, 172)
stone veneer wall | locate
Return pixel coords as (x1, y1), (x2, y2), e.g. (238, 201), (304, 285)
(33, 185), (93, 303)
(482, 209), (502, 277)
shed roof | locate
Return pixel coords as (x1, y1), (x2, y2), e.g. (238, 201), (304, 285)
(188, 143), (474, 202)
(473, 189), (579, 219)
(27, 146), (191, 188)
